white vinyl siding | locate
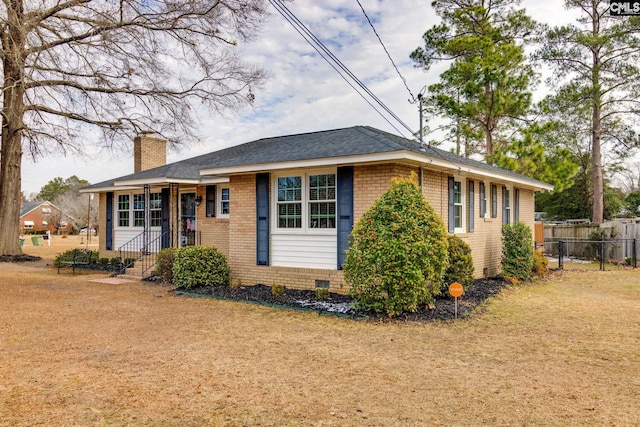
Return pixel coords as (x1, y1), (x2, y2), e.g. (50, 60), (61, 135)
(272, 234), (337, 269)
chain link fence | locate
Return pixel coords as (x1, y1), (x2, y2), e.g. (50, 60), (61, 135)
(543, 238), (638, 270)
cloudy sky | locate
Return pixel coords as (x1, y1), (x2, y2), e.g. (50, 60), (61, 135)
(21, 0), (573, 196)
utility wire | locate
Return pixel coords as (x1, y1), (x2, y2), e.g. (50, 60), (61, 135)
(355, 0), (416, 102)
(268, 0), (415, 137)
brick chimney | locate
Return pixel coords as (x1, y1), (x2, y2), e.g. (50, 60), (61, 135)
(134, 133), (167, 173)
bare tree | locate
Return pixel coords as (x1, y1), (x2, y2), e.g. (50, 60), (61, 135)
(0, 0), (268, 255)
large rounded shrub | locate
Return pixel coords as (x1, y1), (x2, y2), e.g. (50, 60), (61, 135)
(501, 221), (534, 282)
(172, 246), (230, 289)
(344, 175), (449, 316)
(443, 235), (474, 290)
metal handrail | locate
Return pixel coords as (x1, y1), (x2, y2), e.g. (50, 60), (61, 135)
(118, 230), (163, 276)
(140, 231), (170, 276)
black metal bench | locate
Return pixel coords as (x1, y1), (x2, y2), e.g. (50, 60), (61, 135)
(57, 249), (94, 274)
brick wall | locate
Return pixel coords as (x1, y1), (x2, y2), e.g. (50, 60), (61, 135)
(196, 185), (230, 256)
(20, 208), (73, 234)
(134, 135), (166, 173)
(94, 163), (539, 290)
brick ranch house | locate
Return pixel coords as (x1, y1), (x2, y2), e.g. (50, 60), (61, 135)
(82, 126), (552, 292)
(20, 200), (74, 234)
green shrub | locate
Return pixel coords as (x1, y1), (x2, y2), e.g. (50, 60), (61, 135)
(443, 235), (474, 290)
(532, 251), (549, 277)
(587, 228), (605, 260)
(502, 221), (534, 282)
(172, 246), (230, 289)
(271, 283), (285, 296)
(52, 249), (96, 268)
(156, 248), (178, 283)
(315, 288), (330, 300)
(99, 257), (110, 265)
(344, 174), (449, 317)
(53, 249), (77, 268)
(110, 257), (121, 265)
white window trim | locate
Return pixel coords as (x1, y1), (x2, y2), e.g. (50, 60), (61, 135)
(115, 191), (162, 229)
(272, 169), (337, 235)
(218, 186), (230, 218)
(479, 181), (489, 218)
(454, 179), (466, 234)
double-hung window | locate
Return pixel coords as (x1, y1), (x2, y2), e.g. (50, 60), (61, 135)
(118, 195), (130, 227)
(150, 193), (162, 226)
(276, 172), (336, 231)
(503, 186), (511, 225)
(479, 182), (487, 218)
(133, 194), (145, 227)
(277, 176), (302, 228)
(453, 180), (463, 231)
(220, 187), (230, 217)
(309, 174), (336, 228)
(116, 192), (161, 227)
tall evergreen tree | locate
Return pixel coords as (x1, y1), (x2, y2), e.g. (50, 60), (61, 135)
(537, 0), (640, 224)
(410, 0), (536, 163)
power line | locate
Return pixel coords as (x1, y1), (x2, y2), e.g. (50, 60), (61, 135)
(355, 0), (416, 102)
(268, 0), (415, 137)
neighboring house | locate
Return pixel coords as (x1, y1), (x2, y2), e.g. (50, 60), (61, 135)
(20, 200), (74, 234)
(82, 127), (553, 291)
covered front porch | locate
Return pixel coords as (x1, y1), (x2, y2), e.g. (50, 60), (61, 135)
(99, 180), (229, 277)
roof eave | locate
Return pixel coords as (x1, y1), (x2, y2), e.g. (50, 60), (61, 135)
(79, 176), (230, 193)
(199, 150), (553, 191)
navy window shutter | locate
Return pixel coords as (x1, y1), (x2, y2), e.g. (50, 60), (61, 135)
(479, 182), (485, 218)
(256, 173), (270, 266)
(515, 188), (520, 222)
(491, 184), (498, 218)
(448, 176), (455, 233)
(161, 188), (170, 249)
(337, 166), (354, 270)
(105, 192), (113, 250)
(502, 186), (508, 225)
(468, 180), (474, 233)
(205, 185), (216, 218)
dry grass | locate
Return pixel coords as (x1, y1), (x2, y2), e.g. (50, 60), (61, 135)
(20, 234), (99, 261)
(1, 245), (640, 425)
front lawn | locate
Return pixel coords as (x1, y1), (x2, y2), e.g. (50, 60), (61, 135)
(1, 265), (639, 425)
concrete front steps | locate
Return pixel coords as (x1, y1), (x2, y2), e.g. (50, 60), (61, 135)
(117, 254), (156, 280)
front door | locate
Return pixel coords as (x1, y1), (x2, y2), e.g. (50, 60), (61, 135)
(181, 193), (196, 246)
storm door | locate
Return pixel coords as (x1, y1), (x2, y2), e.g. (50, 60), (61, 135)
(181, 193), (197, 246)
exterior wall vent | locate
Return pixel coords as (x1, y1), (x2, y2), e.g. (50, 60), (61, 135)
(315, 279), (330, 289)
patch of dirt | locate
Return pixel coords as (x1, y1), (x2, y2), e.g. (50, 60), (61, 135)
(173, 278), (508, 322)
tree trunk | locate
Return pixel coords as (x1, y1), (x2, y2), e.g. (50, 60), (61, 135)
(0, 0), (26, 255)
(590, 0), (604, 224)
(484, 84), (495, 163)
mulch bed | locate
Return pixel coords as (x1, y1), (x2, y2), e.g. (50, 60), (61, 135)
(0, 254), (41, 263)
(173, 278), (508, 322)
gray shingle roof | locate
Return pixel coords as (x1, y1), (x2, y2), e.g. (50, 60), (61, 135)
(20, 201), (44, 217)
(83, 126), (551, 190)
